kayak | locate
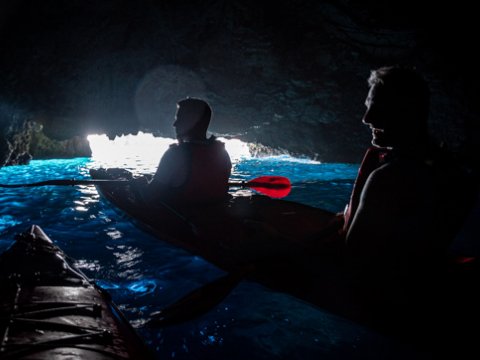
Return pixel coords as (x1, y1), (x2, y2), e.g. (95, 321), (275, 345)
(0, 225), (152, 360)
(90, 168), (480, 349)
(89, 168), (480, 355)
(89, 168), (337, 265)
(89, 168), (354, 314)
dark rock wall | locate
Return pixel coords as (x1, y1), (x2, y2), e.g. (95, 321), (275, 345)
(29, 130), (92, 160)
(0, 0), (478, 165)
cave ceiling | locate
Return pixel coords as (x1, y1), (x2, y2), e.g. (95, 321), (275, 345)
(0, 0), (478, 163)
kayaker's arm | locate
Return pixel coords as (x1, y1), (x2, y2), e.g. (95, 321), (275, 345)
(149, 146), (188, 189)
(345, 160), (438, 284)
(134, 146), (188, 203)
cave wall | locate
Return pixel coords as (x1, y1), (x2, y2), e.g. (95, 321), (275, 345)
(0, 103), (33, 166)
(0, 0), (478, 165)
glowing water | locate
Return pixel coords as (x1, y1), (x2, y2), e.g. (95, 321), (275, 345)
(0, 134), (417, 359)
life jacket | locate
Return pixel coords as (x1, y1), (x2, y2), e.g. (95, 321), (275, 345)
(172, 139), (231, 204)
(343, 146), (390, 234)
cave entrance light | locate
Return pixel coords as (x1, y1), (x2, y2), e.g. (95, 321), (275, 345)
(87, 132), (251, 173)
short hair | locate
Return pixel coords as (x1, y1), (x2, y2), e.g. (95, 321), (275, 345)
(368, 65), (430, 122)
(177, 98), (212, 132)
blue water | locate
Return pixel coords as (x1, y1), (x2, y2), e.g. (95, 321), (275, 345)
(0, 155), (423, 359)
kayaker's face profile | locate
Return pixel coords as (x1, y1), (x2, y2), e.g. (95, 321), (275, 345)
(362, 84), (401, 149)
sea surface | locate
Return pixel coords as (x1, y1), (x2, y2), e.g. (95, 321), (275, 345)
(0, 134), (423, 359)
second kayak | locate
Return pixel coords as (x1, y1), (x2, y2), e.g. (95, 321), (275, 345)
(0, 225), (153, 360)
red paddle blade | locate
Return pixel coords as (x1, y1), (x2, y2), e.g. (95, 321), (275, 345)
(245, 176), (291, 198)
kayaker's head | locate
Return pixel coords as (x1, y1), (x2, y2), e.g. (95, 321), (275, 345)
(174, 98), (212, 142)
(362, 65), (430, 150)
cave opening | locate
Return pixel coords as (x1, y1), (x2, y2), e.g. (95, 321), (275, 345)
(87, 132), (253, 171)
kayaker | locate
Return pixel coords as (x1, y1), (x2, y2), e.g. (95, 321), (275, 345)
(343, 65), (474, 269)
(138, 98), (232, 205)
(338, 65), (477, 343)
(344, 65), (435, 268)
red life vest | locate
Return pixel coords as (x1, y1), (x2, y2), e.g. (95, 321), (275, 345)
(174, 140), (231, 204)
(343, 146), (390, 233)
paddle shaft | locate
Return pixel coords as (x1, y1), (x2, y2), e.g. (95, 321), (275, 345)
(0, 179), (130, 188)
(229, 181), (288, 189)
(1, 178), (290, 189)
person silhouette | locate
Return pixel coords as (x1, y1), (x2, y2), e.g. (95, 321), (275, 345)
(337, 66), (479, 348)
(142, 98), (232, 205)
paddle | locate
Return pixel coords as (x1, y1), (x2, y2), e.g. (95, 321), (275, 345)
(0, 179), (131, 187)
(229, 176), (291, 198)
(0, 176), (292, 198)
(147, 269), (248, 328)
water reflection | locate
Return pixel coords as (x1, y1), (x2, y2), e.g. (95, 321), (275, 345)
(95, 278), (158, 296)
(127, 279), (158, 295)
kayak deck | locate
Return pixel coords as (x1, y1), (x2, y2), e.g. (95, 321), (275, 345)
(0, 225), (152, 360)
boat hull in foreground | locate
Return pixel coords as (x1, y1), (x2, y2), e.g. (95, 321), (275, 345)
(0, 225), (152, 360)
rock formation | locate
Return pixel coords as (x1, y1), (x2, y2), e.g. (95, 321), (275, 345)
(0, 0), (478, 166)
(0, 102), (33, 166)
